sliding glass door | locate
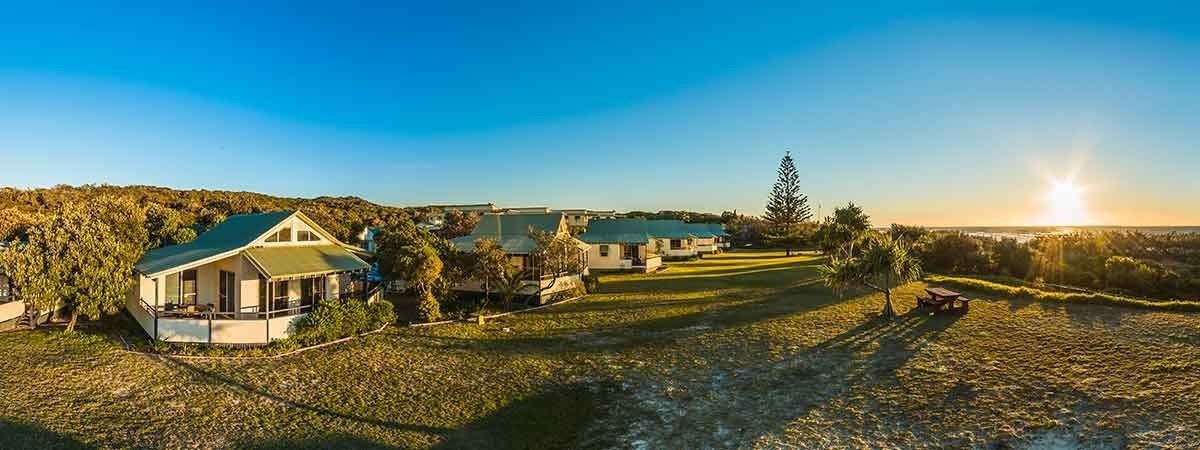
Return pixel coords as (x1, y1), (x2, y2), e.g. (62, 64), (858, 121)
(218, 271), (235, 313)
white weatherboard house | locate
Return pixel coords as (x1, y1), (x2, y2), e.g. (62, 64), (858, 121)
(578, 218), (663, 273)
(707, 223), (732, 249)
(645, 220), (704, 259)
(557, 209), (619, 229)
(451, 213), (589, 304)
(129, 210), (372, 345)
(685, 223), (721, 254)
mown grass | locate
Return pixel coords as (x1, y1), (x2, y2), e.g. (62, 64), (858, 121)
(0, 250), (1197, 449)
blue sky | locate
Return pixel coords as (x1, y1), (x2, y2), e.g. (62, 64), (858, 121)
(1, 1), (1198, 225)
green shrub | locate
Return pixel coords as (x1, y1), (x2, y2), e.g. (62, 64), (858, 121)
(367, 300), (396, 329)
(926, 275), (1200, 312)
(416, 289), (442, 323)
(582, 275), (600, 294)
(292, 298), (376, 346)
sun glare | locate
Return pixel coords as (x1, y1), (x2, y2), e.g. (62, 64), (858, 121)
(1042, 179), (1089, 226)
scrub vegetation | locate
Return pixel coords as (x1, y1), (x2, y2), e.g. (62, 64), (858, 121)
(1, 250), (1197, 449)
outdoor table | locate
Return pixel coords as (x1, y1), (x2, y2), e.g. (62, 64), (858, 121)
(923, 287), (961, 311)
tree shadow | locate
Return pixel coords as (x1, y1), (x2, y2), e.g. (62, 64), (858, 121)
(239, 433), (399, 450)
(235, 380), (625, 450)
(666, 258), (823, 275)
(156, 357), (452, 438)
(705, 252), (817, 261)
(0, 418), (95, 450)
(431, 381), (624, 450)
(408, 278), (837, 357)
(608, 307), (966, 448)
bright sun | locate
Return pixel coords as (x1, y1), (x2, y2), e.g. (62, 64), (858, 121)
(1042, 179), (1089, 226)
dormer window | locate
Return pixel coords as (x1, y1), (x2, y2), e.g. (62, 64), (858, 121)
(297, 230), (320, 242)
(265, 227), (292, 243)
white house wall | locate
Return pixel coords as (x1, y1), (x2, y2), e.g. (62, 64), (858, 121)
(251, 216), (330, 247)
(586, 243), (648, 270)
(651, 238), (698, 258)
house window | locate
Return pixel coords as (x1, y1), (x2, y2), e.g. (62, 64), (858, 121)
(623, 244), (638, 260)
(265, 227), (292, 242)
(165, 270), (198, 306)
(599, 245), (609, 257)
(300, 277), (325, 306)
(297, 230), (319, 241)
(181, 270), (198, 305)
(670, 239), (682, 250)
(272, 280), (290, 312)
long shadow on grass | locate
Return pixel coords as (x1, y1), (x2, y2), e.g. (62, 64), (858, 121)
(623, 307), (965, 447)
(598, 266), (824, 296)
(649, 259), (825, 279)
(432, 381), (626, 450)
(702, 252), (817, 261)
(411, 278), (834, 357)
(242, 381), (626, 450)
(156, 357), (452, 438)
(0, 418), (94, 450)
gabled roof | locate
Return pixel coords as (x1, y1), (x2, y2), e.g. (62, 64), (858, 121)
(578, 218), (651, 244)
(645, 220), (697, 239)
(451, 213), (571, 254)
(474, 213), (564, 236)
(136, 210), (294, 275)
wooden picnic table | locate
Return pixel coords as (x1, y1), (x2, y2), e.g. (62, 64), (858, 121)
(918, 287), (971, 312)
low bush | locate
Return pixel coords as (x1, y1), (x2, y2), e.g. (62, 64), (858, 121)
(926, 275), (1200, 312)
(292, 298), (391, 347)
(367, 300), (396, 329)
(582, 275), (600, 294)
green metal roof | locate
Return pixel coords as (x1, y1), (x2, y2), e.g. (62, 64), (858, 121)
(578, 218), (651, 244)
(451, 234), (538, 254)
(704, 223), (730, 237)
(136, 210), (294, 275)
(245, 245), (369, 279)
(645, 220), (697, 239)
(473, 213), (563, 236)
(452, 213), (566, 254)
(685, 223), (717, 239)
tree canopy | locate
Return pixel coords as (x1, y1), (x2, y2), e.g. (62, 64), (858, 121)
(817, 202), (872, 257)
(2, 196), (148, 331)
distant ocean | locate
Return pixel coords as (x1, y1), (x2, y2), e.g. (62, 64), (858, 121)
(918, 226), (1200, 243)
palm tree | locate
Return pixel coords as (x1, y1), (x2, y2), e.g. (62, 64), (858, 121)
(820, 233), (922, 319)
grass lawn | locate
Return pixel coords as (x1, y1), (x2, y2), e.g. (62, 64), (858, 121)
(1, 250), (1198, 449)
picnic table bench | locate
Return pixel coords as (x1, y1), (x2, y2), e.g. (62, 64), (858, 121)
(916, 287), (971, 312)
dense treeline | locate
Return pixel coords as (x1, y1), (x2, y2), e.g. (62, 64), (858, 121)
(892, 226), (1200, 300)
(0, 184), (412, 245)
(624, 210), (726, 224)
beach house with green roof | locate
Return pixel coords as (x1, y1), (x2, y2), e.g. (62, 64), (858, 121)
(450, 213), (589, 303)
(129, 210), (372, 345)
(578, 218), (663, 272)
(706, 223), (732, 249)
(645, 220), (703, 259)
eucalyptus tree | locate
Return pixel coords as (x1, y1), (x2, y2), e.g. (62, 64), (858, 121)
(3, 197), (147, 331)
